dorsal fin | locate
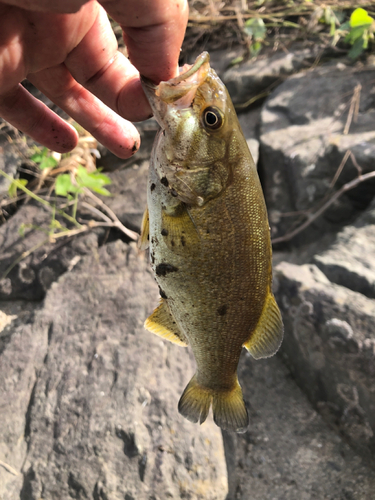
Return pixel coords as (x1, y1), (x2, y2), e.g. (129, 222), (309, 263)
(138, 207), (149, 251)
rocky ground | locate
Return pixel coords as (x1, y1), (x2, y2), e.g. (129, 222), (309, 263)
(1, 31), (375, 500)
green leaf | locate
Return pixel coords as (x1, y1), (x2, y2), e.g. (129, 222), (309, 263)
(38, 155), (58, 170)
(50, 219), (65, 231)
(339, 21), (350, 32)
(8, 178), (28, 198)
(30, 146), (47, 163)
(76, 166), (112, 196)
(330, 19), (336, 36)
(31, 147), (58, 170)
(90, 186), (112, 196)
(55, 174), (80, 196)
(348, 37), (365, 58)
(244, 18), (266, 41)
(230, 56), (244, 66)
(350, 8), (374, 28)
(18, 223), (26, 237)
(250, 41), (263, 56)
(347, 25), (367, 44)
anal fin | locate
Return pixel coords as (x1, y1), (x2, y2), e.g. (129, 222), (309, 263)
(244, 292), (284, 359)
(144, 299), (188, 347)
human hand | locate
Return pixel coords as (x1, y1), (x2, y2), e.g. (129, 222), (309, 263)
(0, 0), (188, 158)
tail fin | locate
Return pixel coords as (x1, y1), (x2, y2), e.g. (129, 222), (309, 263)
(178, 374), (212, 425)
(178, 374), (249, 433)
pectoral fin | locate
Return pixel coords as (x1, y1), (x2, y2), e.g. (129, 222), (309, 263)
(138, 207), (149, 250)
(161, 206), (201, 256)
(144, 299), (188, 347)
(244, 292), (283, 359)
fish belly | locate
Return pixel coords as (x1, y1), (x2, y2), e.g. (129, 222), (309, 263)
(147, 158), (270, 391)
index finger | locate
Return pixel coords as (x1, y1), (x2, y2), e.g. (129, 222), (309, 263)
(102, 0), (189, 83)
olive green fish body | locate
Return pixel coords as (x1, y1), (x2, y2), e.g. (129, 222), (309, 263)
(141, 53), (283, 432)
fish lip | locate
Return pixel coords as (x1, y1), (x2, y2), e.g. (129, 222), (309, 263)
(141, 51), (210, 109)
(140, 51), (210, 90)
(164, 51), (210, 87)
(140, 75), (157, 91)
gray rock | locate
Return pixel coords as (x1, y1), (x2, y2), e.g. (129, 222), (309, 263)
(356, 196), (375, 226)
(238, 107), (261, 166)
(314, 223), (375, 298)
(0, 134), (29, 196)
(0, 241), (227, 500)
(0, 155), (150, 300)
(223, 42), (339, 106)
(0, 204), (100, 300)
(103, 160), (149, 232)
(274, 261), (375, 460)
(224, 351), (375, 499)
(260, 62), (375, 243)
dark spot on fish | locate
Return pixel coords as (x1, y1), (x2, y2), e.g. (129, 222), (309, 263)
(171, 240), (175, 246)
(150, 183), (156, 192)
(180, 235), (186, 247)
(170, 188), (178, 197)
(155, 263), (178, 277)
(161, 176), (169, 187)
(161, 228), (169, 236)
(217, 305), (228, 316)
(159, 287), (168, 299)
(206, 227), (210, 234)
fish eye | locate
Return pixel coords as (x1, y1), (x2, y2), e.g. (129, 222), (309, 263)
(202, 107), (223, 130)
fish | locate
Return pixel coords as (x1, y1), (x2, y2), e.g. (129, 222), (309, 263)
(139, 52), (283, 433)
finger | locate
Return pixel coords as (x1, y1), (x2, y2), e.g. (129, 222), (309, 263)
(0, 84), (78, 152)
(102, 0), (189, 83)
(1, 0), (89, 14)
(64, 7), (151, 122)
(29, 64), (141, 158)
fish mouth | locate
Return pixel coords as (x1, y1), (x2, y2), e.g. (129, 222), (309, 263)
(141, 52), (210, 117)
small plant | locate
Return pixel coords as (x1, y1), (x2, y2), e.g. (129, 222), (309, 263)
(344, 8), (374, 58)
(30, 146), (58, 171)
(333, 8), (374, 59)
(55, 165), (111, 198)
(243, 17), (267, 56)
(0, 127), (138, 281)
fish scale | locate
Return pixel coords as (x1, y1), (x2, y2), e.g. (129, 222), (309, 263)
(140, 52), (284, 432)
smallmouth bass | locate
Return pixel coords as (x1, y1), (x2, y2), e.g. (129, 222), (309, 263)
(140, 52), (283, 433)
